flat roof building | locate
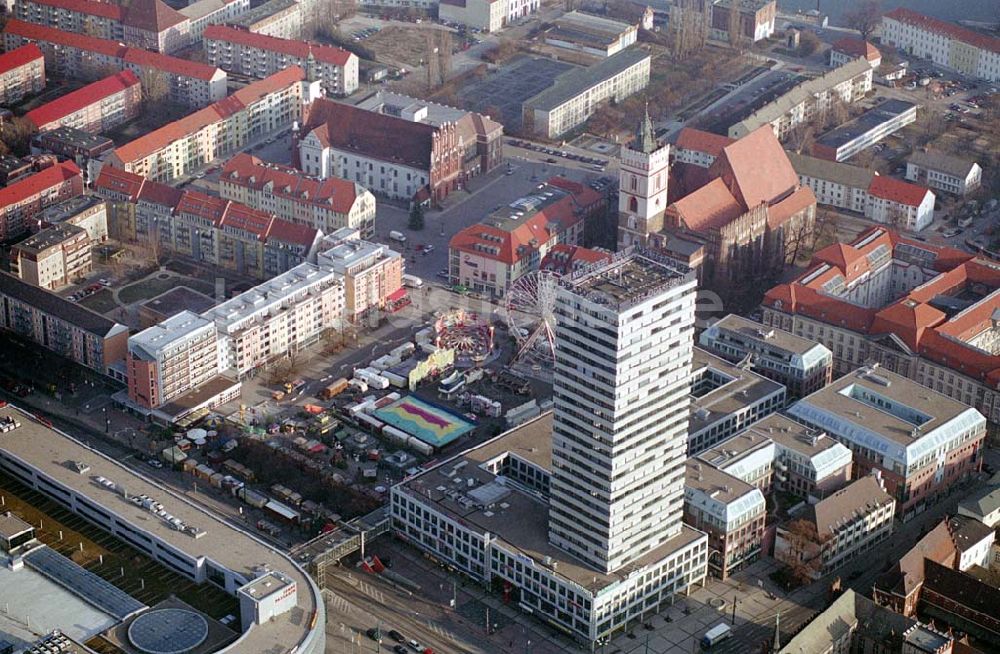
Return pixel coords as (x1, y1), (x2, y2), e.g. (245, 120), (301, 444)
(699, 314), (833, 398)
(138, 286), (217, 328)
(788, 365), (987, 520)
(9, 222), (92, 291)
(31, 126), (115, 162)
(543, 11), (638, 58)
(812, 99), (918, 162)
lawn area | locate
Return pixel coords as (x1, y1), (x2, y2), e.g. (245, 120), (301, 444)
(118, 275), (215, 305)
(78, 289), (119, 315)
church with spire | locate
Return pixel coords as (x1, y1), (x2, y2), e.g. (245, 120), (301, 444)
(616, 108), (670, 248)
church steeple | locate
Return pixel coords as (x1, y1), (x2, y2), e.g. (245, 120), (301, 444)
(633, 104), (656, 154)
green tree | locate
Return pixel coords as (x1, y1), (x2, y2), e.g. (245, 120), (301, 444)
(409, 203), (425, 231)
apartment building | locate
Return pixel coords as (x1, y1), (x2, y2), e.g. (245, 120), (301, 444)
(762, 227), (1000, 428)
(179, 0), (251, 40)
(543, 11), (638, 57)
(699, 314), (833, 398)
(35, 194), (108, 243)
(298, 98), (501, 204)
(15, 0), (191, 53)
(449, 178), (604, 296)
(126, 310), (219, 410)
(684, 460), (766, 579)
(788, 366), (987, 520)
(881, 8), (1000, 83)
(786, 151), (875, 214)
(2, 20), (227, 108)
(220, 153), (376, 237)
(813, 100), (918, 162)
(0, 156), (33, 187)
(0, 271), (128, 378)
(866, 175), (935, 232)
(671, 128), (734, 169)
(316, 228), (402, 322)
(233, 0), (301, 39)
(204, 25), (358, 96)
(203, 263), (345, 379)
(31, 126), (115, 162)
(523, 48), (650, 138)
(775, 473), (895, 578)
(0, 160), (84, 241)
(9, 223), (91, 290)
(0, 43), (45, 105)
(906, 151), (982, 196)
(958, 486), (1000, 529)
(438, 0), (506, 33)
(729, 58), (873, 140)
(25, 70), (141, 133)
(393, 252), (710, 646)
(106, 67), (320, 182)
(687, 347), (787, 456)
(830, 38), (881, 69)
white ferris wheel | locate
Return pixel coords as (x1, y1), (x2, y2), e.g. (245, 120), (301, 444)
(505, 270), (559, 365)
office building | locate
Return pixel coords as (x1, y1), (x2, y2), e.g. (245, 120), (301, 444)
(699, 314), (833, 398)
(762, 227), (1000, 428)
(25, 70), (142, 133)
(696, 428), (776, 493)
(448, 178), (605, 296)
(316, 228), (402, 323)
(204, 25), (358, 96)
(906, 151), (982, 196)
(106, 67), (321, 182)
(829, 38), (881, 69)
(220, 153), (376, 237)
(684, 459), (766, 579)
(392, 251), (710, 645)
(775, 473), (895, 578)
(523, 48), (650, 138)
(203, 263), (345, 379)
(866, 175), (935, 232)
(812, 99), (918, 162)
(752, 414), (853, 500)
(881, 8), (1000, 83)
(0, 160), (83, 241)
(2, 19), (227, 107)
(687, 348), (786, 456)
(298, 98), (502, 204)
(729, 58), (873, 140)
(9, 223), (91, 290)
(0, 43), (45, 105)
(0, 271), (127, 378)
(787, 366), (987, 520)
(786, 151), (875, 214)
(543, 11), (638, 57)
(0, 404), (326, 654)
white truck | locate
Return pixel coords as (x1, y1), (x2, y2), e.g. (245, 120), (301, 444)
(701, 623), (732, 648)
(402, 273), (423, 289)
(388, 230), (407, 243)
(354, 367), (390, 390)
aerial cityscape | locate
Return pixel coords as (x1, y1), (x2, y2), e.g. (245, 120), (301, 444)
(0, 0), (996, 651)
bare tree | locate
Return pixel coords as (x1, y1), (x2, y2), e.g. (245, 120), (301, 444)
(779, 519), (826, 584)
(798, 30), (820, 57)
(139, 68), (170, 104)
(0, 116), (37, 157)
(844, 0), (881, 42)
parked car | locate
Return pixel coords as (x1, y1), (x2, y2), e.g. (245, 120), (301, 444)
(366, 628), (382, 643)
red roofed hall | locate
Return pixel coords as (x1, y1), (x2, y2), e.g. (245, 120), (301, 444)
(0, 43), (45, 105)
(761, 226), (999, 427)
(0, 161), (84, 240)
(26, 71), (142, 133)
(866, 175), (935, 231)
(204, 25), (358, 95)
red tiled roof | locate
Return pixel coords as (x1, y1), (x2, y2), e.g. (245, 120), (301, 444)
(302, 98), (437, 169)
(203, 25), (353, 66)
(832, 37), (880, 62)
(4, 19), (125, 57)
(674, 128), (734, 158)
(265, 217), (319, 247)
(113, 67), (303, 163)
(138, 178), (184, 207)
(221, 152), (360, 214)
(814, 242), (865, 273)
(540, 244), (611, 275)
(767, 186), (816, 229)
(0, 43), (43, 74)
(867, 175), (932, 207)
(93, 166), (145, 200)
(712, 125), (799, 210)
(29, 0), (122, 20)
(176, 190), (228, 222)
(25, 70), (140, 130)
(670, 177), (744, 232)
(122, 48), (221, 80)
(123, 0), (188, 32)
(870, 299), (946, 351)
(884, 7), (1000, 55)
(219, 202), (274, 238)
(0, 161), (81, 207)
(545, 176), (603, 211)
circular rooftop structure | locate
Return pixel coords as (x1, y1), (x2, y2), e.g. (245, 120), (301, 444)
(128, 608), (209, 654)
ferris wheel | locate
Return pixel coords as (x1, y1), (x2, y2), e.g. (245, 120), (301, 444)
(505, 270), (559, 365)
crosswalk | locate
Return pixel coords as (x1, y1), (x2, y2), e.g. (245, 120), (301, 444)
(424, 619), (455, 643)
(357, 579), (386, 604)
(322, 589), (353, 616)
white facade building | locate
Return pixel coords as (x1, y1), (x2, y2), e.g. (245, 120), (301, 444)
(786, 151), (874, 214)
(865, 176), (935, 232)
(438, 0), (505, 32)
(905, 151), (982, 196)
(881, 8), (1000, 83)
